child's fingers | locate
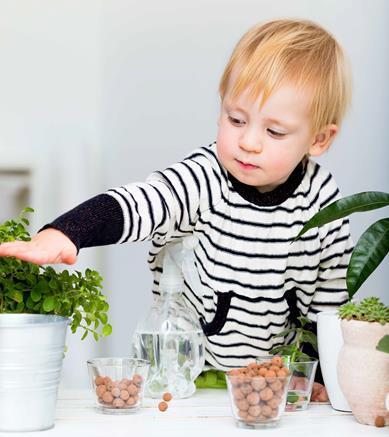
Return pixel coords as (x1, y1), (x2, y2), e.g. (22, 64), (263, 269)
(0, 241), (55, 265)
(0, 241), (31, 257)
(311, 383), (329, 402)
(316, 386), (329, 402)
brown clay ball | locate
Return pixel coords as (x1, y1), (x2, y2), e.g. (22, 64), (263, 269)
(268, 396), (282, 409)
(261, 405), (273, 417)
(236, 399), (249, 411)
(111, 387), (121, 398)
(126, 396), (137, 406)
(120, 390), (130, 401)
(269, 379), (282, 392)
(248, 405), (261, 417)
(162, 392), (173, 402)
(240, 383), (253, 395)
(102, 391), (113, 403)
(113, 398), (125, 408)
(259, 387), (274, 401)
(158, 401), (168, 412)
(375, 416), (385, 427)
(271, 356), (283, 367)
(233, 388), (245, 400)
(95, 376), (105, 386)
(127, 384), (139, 396)
(118, 381), (128, 390)
(246, 392), (260, 406)
(133, 374), (143, 386)
(96, 385), (106, 397)
(251, 377), (266, 391)
(238, 410), (248, 420)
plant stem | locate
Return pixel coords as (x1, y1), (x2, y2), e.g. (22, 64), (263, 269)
(290, 328), (302, 363)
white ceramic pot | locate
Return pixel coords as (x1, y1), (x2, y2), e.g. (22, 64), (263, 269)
(337, 319), (389, 426)
(317, 310), (351, 411)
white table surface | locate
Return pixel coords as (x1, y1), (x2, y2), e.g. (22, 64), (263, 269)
(2, 389), (387, 437)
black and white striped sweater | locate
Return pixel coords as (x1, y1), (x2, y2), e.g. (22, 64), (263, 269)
(46, 142), (353, 371)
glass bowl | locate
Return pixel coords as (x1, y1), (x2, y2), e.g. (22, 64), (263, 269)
(87, 357), (149, 414)
(226, 356), (291, 429)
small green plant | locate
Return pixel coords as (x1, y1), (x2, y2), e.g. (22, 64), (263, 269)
(269, 316), (317, 362)
(338, 297), (389, 325)
(0, 208), (112, 341)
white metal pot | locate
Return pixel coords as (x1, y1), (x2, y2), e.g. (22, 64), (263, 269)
(317, 310), (351, 412)
(0, 314), (69, 432)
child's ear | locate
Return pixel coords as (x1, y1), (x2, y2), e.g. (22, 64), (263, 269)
(309, 124), (338, 157)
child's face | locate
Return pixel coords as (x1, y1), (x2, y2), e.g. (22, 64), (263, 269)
(216, 83), (327, 193)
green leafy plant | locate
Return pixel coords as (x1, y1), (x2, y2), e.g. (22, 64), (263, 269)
(295, 191), (389, 299)
(269, 316), (318, 363)
(0, 208), (112, 341)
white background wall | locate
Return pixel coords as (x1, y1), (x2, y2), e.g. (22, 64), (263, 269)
(0, 0), (388, 388)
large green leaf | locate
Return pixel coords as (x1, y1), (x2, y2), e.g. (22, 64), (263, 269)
(295, 191), (389, 240)
(347, 218), (389, 298)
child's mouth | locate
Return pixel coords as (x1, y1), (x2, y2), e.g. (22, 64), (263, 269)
(237, 160), (259, 170)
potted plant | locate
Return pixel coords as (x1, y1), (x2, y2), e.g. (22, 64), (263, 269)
(337, 297), (388, 426)
(295, 191), (389, 426)
(0, 208), (112, 432)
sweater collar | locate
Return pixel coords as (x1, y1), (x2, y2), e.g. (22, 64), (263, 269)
(228, 160), (306, 207)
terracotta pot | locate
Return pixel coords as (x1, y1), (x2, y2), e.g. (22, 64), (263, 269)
(337, 319), (389, 426)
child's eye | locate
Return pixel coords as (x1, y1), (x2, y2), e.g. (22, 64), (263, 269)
(228, 116), (245, 126)
(267, 128), (286, 138)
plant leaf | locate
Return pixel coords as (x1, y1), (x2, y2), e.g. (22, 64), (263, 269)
(272, 328), (296, 338)
(102, 324), (112, 336)
(6, 290), (23, 303)
(300, 331), (318, 352)
(347, 218), (389, 298)
(43, 296), (55, 312)
(31, 289), (42, 302)
(294, 191), (389, 240)
(376, 335), (389, 354)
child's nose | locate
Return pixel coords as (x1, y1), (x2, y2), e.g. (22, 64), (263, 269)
(239, 131), (263, 153)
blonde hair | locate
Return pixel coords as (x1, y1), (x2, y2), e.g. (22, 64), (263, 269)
(219, 19), (352, 133)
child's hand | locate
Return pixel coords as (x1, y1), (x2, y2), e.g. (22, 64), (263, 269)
(311, 382), (329, 402)
(0, 228), (77, 265)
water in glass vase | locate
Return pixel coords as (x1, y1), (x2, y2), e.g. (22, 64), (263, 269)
(132, 330), (204, 398)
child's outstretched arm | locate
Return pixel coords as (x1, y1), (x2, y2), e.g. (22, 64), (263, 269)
(0, 147), (211, 265)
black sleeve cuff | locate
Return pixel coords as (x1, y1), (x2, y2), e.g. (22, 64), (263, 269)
(39, 193), (124, 252)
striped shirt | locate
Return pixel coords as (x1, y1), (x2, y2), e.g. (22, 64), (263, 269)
(47, 142), (353, 371)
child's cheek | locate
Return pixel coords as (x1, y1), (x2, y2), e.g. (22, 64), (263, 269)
(216, 129), (234, 161)
(267, 153), (292, 177)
